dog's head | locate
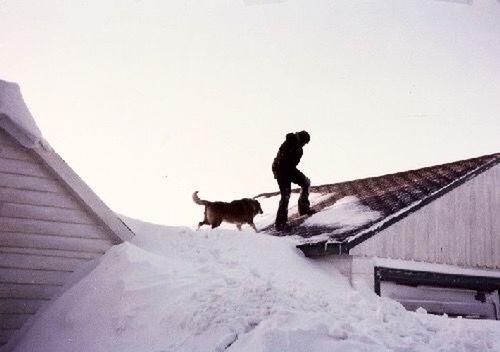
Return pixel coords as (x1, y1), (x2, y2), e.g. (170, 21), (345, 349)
(252, 199), (263, 216)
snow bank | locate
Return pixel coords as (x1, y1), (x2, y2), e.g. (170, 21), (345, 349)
(304, 196), (382, 229)
(11, 218), (500, 352)
(0, 79), (49, 149)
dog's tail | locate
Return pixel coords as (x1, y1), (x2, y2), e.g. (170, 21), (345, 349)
(192, 191), (210, 206)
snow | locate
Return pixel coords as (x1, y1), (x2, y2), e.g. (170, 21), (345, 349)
(304, 196), (382, 229)
(255, 192), (334, 230)
(0, 79), (49, 149)
(11, 218), (500, 352)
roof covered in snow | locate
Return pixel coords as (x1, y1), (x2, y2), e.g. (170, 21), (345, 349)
(0, 79), (134, 244)
(0, 79), (48, 149)
(256, 153), (500, 255)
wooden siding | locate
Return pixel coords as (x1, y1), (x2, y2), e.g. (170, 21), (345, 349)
(0, 218), (109, 239)
(34, 147), (134, 243)
(0, 128), (116, 347)
(350, 164), (500, 269)
(0, 130), (15, 146)
(0, 252), (89, 272)
(0, 188), (82, 209)
(0, 314), (32, 329)
(0, 283), (63, 301)
(0, 144), (33, 161)
(0, 173), (65, 193)
(1, 203), (98, 224)
(0, 232), (112, 253)
(0, 267), (71, 286)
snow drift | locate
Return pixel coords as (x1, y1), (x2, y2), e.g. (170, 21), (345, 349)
(11, 218), (500, 352)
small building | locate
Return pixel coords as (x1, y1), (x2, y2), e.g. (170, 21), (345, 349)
(258, 153), (500, 319)
(0, 80), (134, 349)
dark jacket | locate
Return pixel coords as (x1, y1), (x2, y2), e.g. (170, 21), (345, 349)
(272, 133), (303, 178)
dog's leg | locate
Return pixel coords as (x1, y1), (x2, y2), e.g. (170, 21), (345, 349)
(211, 220), (222, 229)
(197, 221), (205, 230)
(197, 208), (209, 230)
(236, 224), (242, 231)
(249, 222), (259, 233)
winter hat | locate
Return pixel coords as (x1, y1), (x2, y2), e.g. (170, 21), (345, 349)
(297, 130), (310, 144)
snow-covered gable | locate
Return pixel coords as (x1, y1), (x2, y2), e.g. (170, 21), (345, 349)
(256, 153), (500, 256)
(0, 80), (48, 149)
(0, 80), (134, 350)
(0, 79), (134, 245)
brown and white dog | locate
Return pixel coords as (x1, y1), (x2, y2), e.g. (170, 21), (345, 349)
(192, 191), (263, 232)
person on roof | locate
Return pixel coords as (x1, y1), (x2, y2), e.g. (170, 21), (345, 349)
(272, 130), (315, 231)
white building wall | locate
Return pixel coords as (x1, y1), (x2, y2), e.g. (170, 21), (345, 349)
(0, 128), (115, 347)
(350, 164), (500, 269)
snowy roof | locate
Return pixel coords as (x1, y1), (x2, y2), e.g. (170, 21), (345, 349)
(0, 79), (134, 244)
(256, 153), (500, 255)
(0, 79), (48, 149)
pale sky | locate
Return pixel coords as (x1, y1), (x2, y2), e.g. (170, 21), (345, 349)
(1, 0), (499, 226)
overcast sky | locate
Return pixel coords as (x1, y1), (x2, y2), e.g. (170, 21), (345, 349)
(1, 0), (499, 226)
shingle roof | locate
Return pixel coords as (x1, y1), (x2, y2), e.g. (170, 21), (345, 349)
(257, 153), (500, 256)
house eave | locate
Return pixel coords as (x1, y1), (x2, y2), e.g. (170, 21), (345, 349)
(297, 240), (351, 257)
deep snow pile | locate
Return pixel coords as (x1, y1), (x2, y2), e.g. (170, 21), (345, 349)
(12, 219), (500, 352)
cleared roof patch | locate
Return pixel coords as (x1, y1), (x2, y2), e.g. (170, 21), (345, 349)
(303, 196), (382, 229)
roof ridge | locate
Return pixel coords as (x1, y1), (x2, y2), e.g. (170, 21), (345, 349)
(313, 152), (500, 192)
(254, 154), (500, 201)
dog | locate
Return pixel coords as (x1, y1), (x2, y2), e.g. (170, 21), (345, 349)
(192, 191), (263, 232)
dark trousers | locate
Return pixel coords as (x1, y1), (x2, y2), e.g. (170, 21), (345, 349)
(275, 169), (311, 226)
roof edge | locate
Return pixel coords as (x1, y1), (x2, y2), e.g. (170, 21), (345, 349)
(0, 79), (49, 149)
(297, 241), (350, 257)
(33, 148), (135, 243)
(311, 152), (500, 193)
